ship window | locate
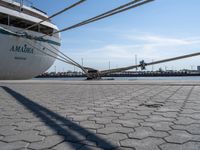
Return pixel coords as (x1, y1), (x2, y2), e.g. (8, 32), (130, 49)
(10, 16), (36, 30)
(40, 24), (53, 35)
(0, 12), (53, 35)
(0, 13), (9, 25)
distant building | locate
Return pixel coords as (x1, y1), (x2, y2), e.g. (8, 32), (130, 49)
(197, 66), (200, 72)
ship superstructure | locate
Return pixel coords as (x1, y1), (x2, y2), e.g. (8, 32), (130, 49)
(0, 0), (60, 79)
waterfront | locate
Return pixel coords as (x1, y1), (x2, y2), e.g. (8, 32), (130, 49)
(35, 76), (200, 81)
(0, 80), (200, 150)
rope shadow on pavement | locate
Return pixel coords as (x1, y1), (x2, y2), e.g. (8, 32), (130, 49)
(1, 86), (117, 150)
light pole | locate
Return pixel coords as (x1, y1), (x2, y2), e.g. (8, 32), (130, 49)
(54, 65), (56, 73)
(135, 54), (138, 71)
(152, 59), (154, 71)
(81, 58), (84, 74)
(81, 58), (83, 66)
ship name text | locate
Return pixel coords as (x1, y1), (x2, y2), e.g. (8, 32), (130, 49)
(10, 44), (34, 54)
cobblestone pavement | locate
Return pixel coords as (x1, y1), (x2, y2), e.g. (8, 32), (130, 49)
(0, 80), (200, 150)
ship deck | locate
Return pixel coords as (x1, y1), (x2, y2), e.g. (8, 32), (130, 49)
(0, 80), (200, 150)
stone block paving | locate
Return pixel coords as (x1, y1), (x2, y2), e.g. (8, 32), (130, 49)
(0, 81), (200, 150)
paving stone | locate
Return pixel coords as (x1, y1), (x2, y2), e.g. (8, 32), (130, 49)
(109, 108), (130, 114)
(141, 121), (173, 131)
(0, 126), (20, 136)
(87, 133), (127, 148)
(28, 135), (64, 150)
(35, 126), (58, 136)
(96, 111), (122, 117)
(113, 119), (142, 128)
(0, 141), (28, 150)
(59, 128), (89, 142)
(79, 121), (104, 129)
(51, 141), (83, 150)
(145, 115), (175, 122)
(164, 130), (200, 144)
(78, 145), (106, 150)
(91, 107), (107, 113)
(0, 81), (200, 150)
(15, 121), (43, 131)
(156, 107), (179, 113)
(79, 110), (97, 115)
(160, 142), (200, 150)
(2, 130), (44, 143)
(79, 140), (97, 147)
(181, 109), (200, 114)
(171, 124), (200, 135)
(129, 110), (152, 116)
(89, 116), (117, 124)
(174, 117), (200, 125)
(152, 111), (178, 118)
(120, 137), (164, 150)
(97, 124), (133, 135)
(68, 114), (94, 122)
(0, 118), (22, 126)
(179, 113), (200, 120)
(0, 135), (3, 140)
(116, 147), (134, 150)
(185, 103), (200, 110)
(128, 127), (168, 139)
(118, 113), (148, 120)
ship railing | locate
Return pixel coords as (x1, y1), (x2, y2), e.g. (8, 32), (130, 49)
(12, 0), (33, 7)
(11, 0), (47, 14)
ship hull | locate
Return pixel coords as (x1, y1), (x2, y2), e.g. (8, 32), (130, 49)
(0, 25), (60, 80)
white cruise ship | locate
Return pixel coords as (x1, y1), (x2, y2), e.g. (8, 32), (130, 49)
(0, 0), (61, 80)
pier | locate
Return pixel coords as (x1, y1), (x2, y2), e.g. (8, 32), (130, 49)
(0, 80), (200, 150)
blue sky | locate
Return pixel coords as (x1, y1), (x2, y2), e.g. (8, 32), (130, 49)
(34, 0), (200, 72)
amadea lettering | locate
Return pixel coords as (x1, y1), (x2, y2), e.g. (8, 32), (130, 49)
(10, 44), (34, 54)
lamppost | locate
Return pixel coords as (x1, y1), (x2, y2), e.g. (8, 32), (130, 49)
(152, 59), (154, 71)
(135, 54), (138, 71)
(81, 58), (83, 66)
(54, 65), (56, 73)
(81, 58), (84, 75)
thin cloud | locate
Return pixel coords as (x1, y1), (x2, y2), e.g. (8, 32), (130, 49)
(57, 33), (200, 71)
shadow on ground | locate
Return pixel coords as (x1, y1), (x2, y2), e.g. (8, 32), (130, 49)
(1, 86), (117, 150)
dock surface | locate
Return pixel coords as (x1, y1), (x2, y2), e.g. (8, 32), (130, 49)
(0, 80), (200, 150)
